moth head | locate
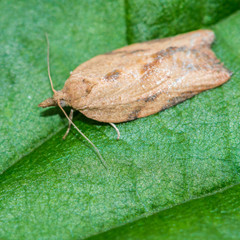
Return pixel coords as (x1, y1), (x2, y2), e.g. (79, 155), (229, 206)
(38, 90), (68, 108)
(38, 97), (56, 108)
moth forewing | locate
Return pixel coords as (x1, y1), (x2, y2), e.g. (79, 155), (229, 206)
(59, 30), (230, 123)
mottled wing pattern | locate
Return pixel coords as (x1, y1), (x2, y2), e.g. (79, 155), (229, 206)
(62, 30), (231, 123)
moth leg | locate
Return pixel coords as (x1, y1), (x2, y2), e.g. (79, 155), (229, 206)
(109, 123), (120, 140)
(63, 109), (74, 140)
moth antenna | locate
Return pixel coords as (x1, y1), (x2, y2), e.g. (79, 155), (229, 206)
(57, 100), (107, 169)
(45, 33), (57, 94)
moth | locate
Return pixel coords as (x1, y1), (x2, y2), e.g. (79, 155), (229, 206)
(39, 29), (231, 166)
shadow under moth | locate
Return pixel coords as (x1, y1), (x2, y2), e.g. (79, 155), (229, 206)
(39, 29), (231, 167)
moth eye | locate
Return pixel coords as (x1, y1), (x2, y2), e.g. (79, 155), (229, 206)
(60, 99), (67, 107)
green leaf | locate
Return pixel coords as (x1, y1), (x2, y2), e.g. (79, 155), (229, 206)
(87, 184), (240, 240)
(1, 1), (240, 239)
(126, 0), (240, 43)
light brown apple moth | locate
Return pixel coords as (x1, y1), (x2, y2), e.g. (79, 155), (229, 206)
(39, 29), (231, 166)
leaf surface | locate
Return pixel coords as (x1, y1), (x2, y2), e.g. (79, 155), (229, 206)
(0, 1), (240, 239)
